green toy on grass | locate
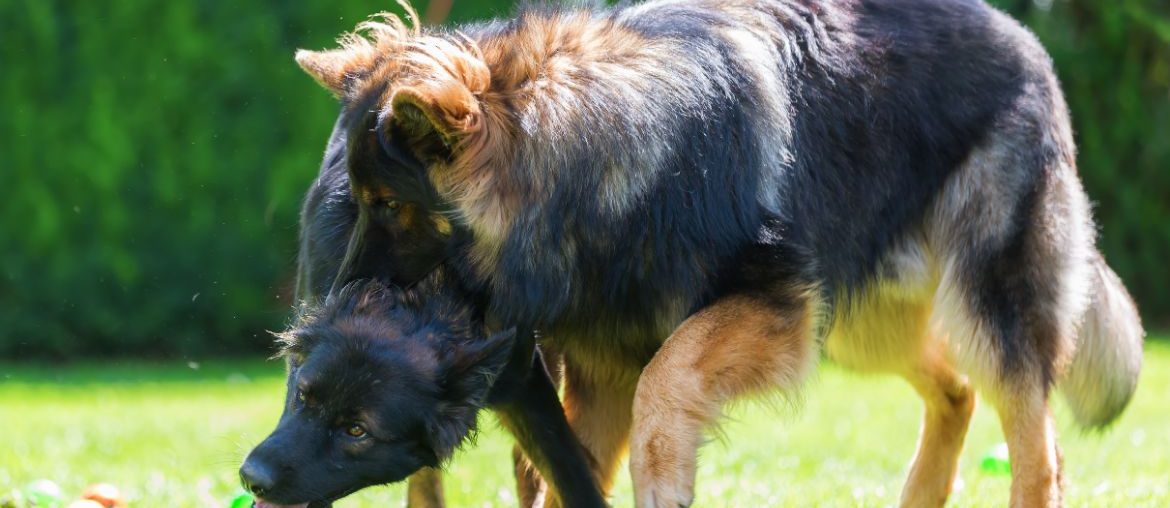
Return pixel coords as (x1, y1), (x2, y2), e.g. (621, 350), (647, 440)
(980, 442), (1012, 475)
(228, 492), (253, 508)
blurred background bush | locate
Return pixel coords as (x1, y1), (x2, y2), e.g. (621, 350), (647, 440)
(2, 0), (1166, 358)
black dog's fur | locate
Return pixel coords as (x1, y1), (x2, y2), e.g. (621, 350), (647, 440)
(240, 277), (512, 507)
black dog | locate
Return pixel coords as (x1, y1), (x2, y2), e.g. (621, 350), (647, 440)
(241, 276), (511, 508)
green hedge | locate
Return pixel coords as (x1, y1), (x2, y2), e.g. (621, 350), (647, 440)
(2, 0), (1167, 358)
(0, 1), (510, 358)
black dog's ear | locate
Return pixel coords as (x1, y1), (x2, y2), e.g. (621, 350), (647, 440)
(271, 328), (310, 367)
(450, 327), (516, 383)
(426, 328), (516, 459)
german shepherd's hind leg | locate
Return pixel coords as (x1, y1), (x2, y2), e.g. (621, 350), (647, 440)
(515, 345), (564, 508)
(406, 468), (445, 508)
(514, 447), (549, 508)
(629, 295), (816, 508)
(925, 63), (1108, 504)
(542, 351), (639, 508)
(899, 341), (975, 508)
(823, 280), (974, 508)
(987, 378), (1062, 508)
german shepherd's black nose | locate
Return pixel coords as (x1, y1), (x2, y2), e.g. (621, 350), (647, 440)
(239, 459), (275, 497)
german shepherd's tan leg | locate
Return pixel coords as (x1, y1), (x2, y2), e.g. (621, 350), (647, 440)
(629, 295), (815, 508)
(406, 468), (444, 508)
(823, 286), (973, 508)
(514, 447), (548, 508)
(989, 381), (1062, 508)
(516, 345), (565, 508)
(543, 352), (639, 508)
(899, 342), (975, 508)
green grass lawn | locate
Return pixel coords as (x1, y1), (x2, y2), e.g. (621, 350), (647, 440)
(2, 341), (1168, 507)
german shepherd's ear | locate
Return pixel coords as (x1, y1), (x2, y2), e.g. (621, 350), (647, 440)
(427, 328), (515, 458)
(389, 85), (482, 149)
(388, 42), (491, 161)
(296, 48), (368, 97)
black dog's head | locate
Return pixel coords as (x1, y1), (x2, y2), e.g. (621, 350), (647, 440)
(240, 278), (513, 507)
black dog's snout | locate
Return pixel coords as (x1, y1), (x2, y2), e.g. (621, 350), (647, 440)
(239, 458), (275, 497)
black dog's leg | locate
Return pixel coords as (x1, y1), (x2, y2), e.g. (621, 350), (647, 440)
(488, 329), (607, 508)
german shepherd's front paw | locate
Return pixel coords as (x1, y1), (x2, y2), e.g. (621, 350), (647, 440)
(631, 475), (692, 508)
(629, 415), (697, 508)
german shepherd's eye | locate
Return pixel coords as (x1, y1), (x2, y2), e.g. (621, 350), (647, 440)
(344, 424), (367, 439)
(384, 200), (401, 211)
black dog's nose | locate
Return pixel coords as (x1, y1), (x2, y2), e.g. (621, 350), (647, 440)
(239, 459), (275, 497)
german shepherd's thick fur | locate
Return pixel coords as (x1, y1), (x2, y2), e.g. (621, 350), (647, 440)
(280, 0), (1144, 506)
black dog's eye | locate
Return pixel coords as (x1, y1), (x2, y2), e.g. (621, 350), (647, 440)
(296, 390), (306, 404)
(344, 424), (367, 439)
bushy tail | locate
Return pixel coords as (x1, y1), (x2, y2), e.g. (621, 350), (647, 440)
(1060, 252), (1145, 429)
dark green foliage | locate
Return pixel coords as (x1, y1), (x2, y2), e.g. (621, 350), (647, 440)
(0, 1), (511, 358)
(1, 0), (1166, 358)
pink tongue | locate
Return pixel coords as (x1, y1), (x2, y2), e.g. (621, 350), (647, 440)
(252, 499), (309, 508)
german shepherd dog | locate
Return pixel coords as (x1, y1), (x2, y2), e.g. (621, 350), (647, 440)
(265, 0), (1147, 506)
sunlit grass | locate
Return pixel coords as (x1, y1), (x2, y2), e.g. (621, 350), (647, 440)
(1, 341), (1167, 507)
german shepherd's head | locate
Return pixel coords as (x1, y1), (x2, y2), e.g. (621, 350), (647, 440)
(301, 31), (507, 296)
(240, 278), (513, 507)
(295, 3), (710, 328)
(293, 5), (647, 292)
